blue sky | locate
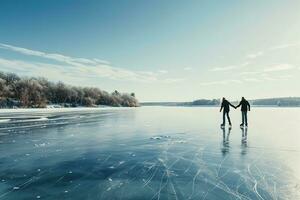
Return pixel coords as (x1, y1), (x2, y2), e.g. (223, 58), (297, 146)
(0, 0), (300, 101)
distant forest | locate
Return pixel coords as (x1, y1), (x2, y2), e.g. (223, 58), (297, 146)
(142, 97), (300, 107)
(0, 71), (139, 108)
(251, 97), (300, 107)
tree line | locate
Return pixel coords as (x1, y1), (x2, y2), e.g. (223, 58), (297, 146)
(141, 97), (300, 107)
(0, 71), (139, 108)
(251, 97), (300, 106)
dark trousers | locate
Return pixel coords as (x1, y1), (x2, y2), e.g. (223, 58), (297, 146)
(242, 111), (248, 125)
(222, 111), (231, 125)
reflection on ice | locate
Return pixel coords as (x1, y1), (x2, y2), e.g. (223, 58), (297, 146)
(241, 127), (248, 155)
(221, 127), (231, 156)
(0, 107), (299, 199)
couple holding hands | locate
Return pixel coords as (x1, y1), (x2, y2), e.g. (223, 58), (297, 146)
(220, 97), (250, 127)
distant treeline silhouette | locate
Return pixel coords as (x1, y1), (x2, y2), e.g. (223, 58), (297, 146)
(188, 98), (300, 107)
(251, 97), (300, 106)
(141, 97), (300, 107)
(141, 99), (220, 106)
(183, 99), (220, 106)
(0, 71), (139, 108)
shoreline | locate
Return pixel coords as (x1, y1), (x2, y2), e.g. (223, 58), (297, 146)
(0, 105), (299, 113)
(140, 105), (300, 108)
(0, 106), (135, 115)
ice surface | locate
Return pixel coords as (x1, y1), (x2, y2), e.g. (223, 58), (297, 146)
(0, 106), (300, 199)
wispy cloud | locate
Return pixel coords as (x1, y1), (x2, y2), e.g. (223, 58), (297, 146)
(199, 79), (242, 86)
(157, 70), (168, 74)
(238, 63), (296, 84)
(0, 43), (110, 66)
(246, 51), (264, 59)
(261, 74), (293, 81)
(0, 58), (80, 82)
(210, 62), (249, 72)
(246, 42), (300, 59)
(206, 64), (295, 86)
(243, 78), (262, 82)
(239, 64), (296, 82)
(269, 42), (300, 51)
(0, 43), (183, 83)
(202, 73), (291, 86)
(240, 71), (261, 75)
(183, 67), (192, 71)
(263, 64), (296, 72)
(215, 41), (300, 74)
(210, 65), (237, 71)
(163, 78), (185, 83)
(278, 74), (293, 79)
(206, 42), (299, 88)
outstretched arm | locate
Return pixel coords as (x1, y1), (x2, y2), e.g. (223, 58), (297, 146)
(229, 102), (236, 109)
(236, 101), (241, 108)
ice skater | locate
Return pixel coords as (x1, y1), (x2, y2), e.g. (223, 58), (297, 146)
(220, 97), (235, 127)
(236, 97), (251, 127)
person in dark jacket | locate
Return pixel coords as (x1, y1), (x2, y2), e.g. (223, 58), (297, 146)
(236, 97), (251, 127)
(220, 97), (235, 127)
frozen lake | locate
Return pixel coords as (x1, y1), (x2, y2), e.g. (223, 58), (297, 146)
(0, 107), (299, 200)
